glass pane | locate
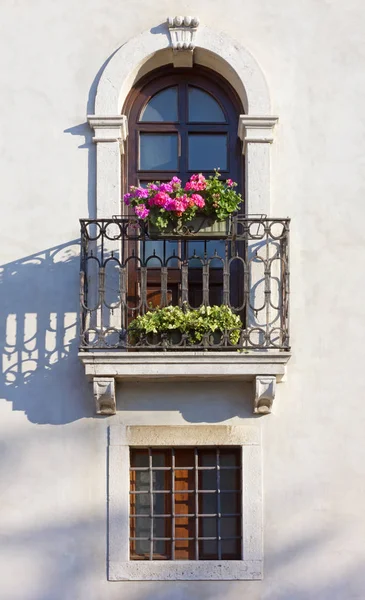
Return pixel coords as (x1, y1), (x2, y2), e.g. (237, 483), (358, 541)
(221, 516), (240, 538)
(135, 471), (149, 492)
(144, 241), (179, 267)
(135, 539), (150, 556)
(153, 471), (171, 491)
(220, 449), (240, 467)
(200, 517), (217, 538)
(199, 492), (217, 515)
(140, 133), (178, 170)
(199, 450), (216, 467)
(221, 539), (240, 559)
(153, 516), (167, 539)
(153, 493), (170, 515)
(199, 539), (217, 559)
(152, 451), (167, 467)
(220, 469), (239, 491)
(134, 517), (150, 538)
(131, 450), (149, 467)
(140, 87), (178, 122)
(188, 134), (227, 170)
(187, 240), (225, 269)
(132, 493), (150, 515)
(153, 540), (171, 559)
(199, 469), (217, 491)
(189, 87), (225, 122)
(220, 492), (240, 514)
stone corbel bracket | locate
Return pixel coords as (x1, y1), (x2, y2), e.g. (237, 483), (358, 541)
(94, 377), (116, 415)
(167, 16), (200, 68)
(238, 115), (279, 154)
(254, 376), (276, 414)
(87, 115), (128, 155)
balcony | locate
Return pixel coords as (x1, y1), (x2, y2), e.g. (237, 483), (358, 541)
(78, 216), (291, 414)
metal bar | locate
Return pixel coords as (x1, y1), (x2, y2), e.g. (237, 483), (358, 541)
(132, 512), (241, 518)
(194, 448), (199, 561)
(130, 536), (241, 541)
(160, 267), (168, 307)
(202, 262), (209, 306)
(217, 448), (221, 560)
(130, 466), (241, 471)
(181, 263), (189, 305)
(79, 217), (290, 351)
(171, 448), (175, 560)
(149, 448), (153, 561)
(130, 489), (239, 494)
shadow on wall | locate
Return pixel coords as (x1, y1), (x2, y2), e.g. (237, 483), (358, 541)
(63, 44), (127, 221)
(118, 380), (255, 422)
(0, 240), (93, 424)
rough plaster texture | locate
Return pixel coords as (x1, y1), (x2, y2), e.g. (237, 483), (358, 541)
(1, 1), (365, 599)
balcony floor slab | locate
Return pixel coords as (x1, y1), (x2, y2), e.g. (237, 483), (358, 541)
(79, 351), (291, 382)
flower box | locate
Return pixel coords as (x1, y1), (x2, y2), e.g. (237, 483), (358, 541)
(128, 305), (242, 351)
(148, 215), (231, 239)
(123, 171), (242, 237)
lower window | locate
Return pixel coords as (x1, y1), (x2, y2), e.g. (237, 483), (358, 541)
(130, 447), (241, 561)
(108, 425), (263, 580)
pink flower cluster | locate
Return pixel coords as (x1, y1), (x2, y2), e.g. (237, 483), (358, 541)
(123, 174), (207, 219)
(185, 173), (207, 192)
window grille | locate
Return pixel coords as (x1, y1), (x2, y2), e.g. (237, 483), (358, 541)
(130, 447), (242, 560)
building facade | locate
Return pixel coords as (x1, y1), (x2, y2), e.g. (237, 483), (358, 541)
(1, 1), (365, 599)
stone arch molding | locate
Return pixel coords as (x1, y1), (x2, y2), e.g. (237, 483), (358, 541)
(88, 18), (278, 217)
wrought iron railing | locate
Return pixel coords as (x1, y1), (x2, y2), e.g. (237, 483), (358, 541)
(79, 216), (290, 351)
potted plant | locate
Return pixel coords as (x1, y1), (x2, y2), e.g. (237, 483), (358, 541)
(128, 304), (242, 349)
(123, 171), (243, 239)
(128, 305), (187, 349)
(185, 305), (242, 347)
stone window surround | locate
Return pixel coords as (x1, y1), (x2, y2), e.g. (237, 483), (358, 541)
(81, 19), (291, 416)
(108, 424), (263, 581)
(87, 18), (279, 219)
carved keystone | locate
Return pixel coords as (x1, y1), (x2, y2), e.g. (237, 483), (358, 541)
(254, 376), (276, 414)
(93, 377), (116, 415)
(167, 16), (200, 68)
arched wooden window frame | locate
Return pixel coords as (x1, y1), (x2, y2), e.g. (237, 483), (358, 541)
(122, 65), (244, 208)
(122, 66), (245, 310)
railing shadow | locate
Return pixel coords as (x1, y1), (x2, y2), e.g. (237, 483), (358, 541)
(0, 240), (93, 424)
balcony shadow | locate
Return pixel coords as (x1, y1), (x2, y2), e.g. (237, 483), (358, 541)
(63, 44), (128, 221)
(63, 122), (96, 219)
(0, 241), (93, 424)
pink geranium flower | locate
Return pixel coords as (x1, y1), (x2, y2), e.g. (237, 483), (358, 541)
(149, 191), (171, 208)
(134, 204), (150, 219)
(185, 173), (207, 192)
(191, 193), (205, 209)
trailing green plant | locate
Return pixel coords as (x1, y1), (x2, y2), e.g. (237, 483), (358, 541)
(129, 304), (242, 346)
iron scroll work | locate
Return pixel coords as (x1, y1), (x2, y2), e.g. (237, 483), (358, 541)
(79, 216), (290, 351)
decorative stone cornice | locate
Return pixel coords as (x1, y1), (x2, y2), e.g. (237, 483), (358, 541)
(167, 16), (200, 68)
(87, 115), (128, 153)
(254, 375), (276, 414)
(80, 352), (290, 415)
(93, 376), (116, 415)
(238, 115), (279, 153)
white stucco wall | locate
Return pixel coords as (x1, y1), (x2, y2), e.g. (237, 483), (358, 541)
(1, 1), (365, 599)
